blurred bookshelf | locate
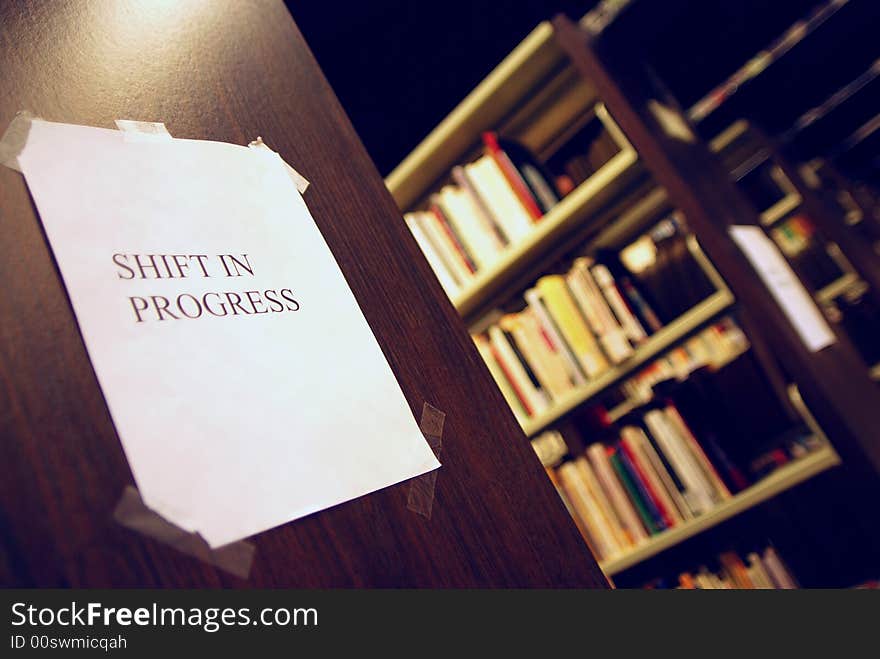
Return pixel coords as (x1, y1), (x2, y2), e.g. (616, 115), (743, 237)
(386, 4), (880, 588)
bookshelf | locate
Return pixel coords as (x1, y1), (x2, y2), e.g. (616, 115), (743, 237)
(388, 7), (880, 586)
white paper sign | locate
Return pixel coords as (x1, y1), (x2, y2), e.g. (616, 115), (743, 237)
(14, 119), (440, 548)
(729, 224), (836, 352)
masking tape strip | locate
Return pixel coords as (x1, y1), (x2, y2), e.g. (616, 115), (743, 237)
(0, 110), (37, 172)
(407, 402), (445, 519)
(114, 119), (173, 142)
(113, 486), (255, 579)
(248, 137), (310, 194)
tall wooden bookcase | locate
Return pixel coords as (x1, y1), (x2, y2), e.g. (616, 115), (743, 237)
(0, 1), (607, 587)
(387, 12), (880, 586)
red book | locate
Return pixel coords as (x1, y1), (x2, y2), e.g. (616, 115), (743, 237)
(481, 131), (544, 222)
(430, 204), (476, 275)
(488, 343), (534, 417)
(619, 439), (676, 528)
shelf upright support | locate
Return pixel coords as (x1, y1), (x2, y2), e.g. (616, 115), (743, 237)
(552, 14), (880, 477)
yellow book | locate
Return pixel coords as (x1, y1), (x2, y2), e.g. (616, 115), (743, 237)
(536, 275), (608, 378)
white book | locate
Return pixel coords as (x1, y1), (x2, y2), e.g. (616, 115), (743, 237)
(629, 426), (694, 521)
(746, 552), (775, 589)
(465, 155), (534, 243)
(414, 211), (473, 287)
(591, 263), (648, 344)
(473, 334), (527, 424)
(508, 311), (573, 401)
(524, 288), (586, 386)
(762, 547), (798, 589)
(404, 213), (460, 297)
(488, 325), (549, 417)
(566, 268), (630, 365)
(663, 406), (732, 501)
(621, 427), (684, 525)
(576, 455), (631, 550)
(435, 185), (501, 271)
(586, 443), (648, 545)
(643, 409), (717, 514)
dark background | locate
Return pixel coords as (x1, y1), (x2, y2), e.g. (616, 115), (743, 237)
(286, 0), (595, 176)
(287, 0), (877, 185)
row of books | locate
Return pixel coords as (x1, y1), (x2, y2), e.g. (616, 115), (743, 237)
(538, 389), (820, 563)
(473, 253), (661, 419)
(542, 402), (737, 562)
(404, 133), (559, 297)
(472, 221), (716, 421)
(646, 546), (799, 589)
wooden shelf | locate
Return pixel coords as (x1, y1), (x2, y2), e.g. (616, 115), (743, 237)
(452, 146), (640, 318)
(521, 289), (735, 437)
(600, 444), (841, 576)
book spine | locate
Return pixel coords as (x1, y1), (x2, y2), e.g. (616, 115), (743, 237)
(664, 405), (732, 500)
(415, 211), (473, 286)
(404, 213), (460, 296)
(575, 456), (630, 550)
(488, 326), (548, 416)
(592, 264), (648, 343)
(430, 204), (476, 275)
(536, 275), (609, 378)
(473, 334), (528, 421)
(524, 288), (587, 386)
(482, 131), (544, 221)
(451, 165), (510, 248)
(622, 429), (683, 525)
(619, 437), (676, 528)
(587, 443), (648, 543)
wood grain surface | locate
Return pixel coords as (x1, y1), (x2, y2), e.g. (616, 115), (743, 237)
(0, 1), (607, 587)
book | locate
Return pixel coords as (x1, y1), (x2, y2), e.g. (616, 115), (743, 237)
(652, 546), (798, 590)
(404, 213), (460, 296)
(608, 448), (661, 535)
(465, 154), (534, 243)
(482, 132), (544, 221)
(430, 205), (477, 275)
(575, 455), (631, 550)
(643, 409), (717, 515)
(558, 460), (620, 560)
(591, 263), (649, 344)
(614, 445), (668, 533)
(746, 552), (775, 589)
(501, 313), (572, 401)
(451, 165), (510, 248)
(519, 309), (579, 399)
(414, 210), (474, 286)
(620, 428), (682, 527)
(763, 547), (798, 589)
(487, 325), (549, 417)
(473, 334), (527, 422)
(629, 424), (694, 521)
(568, 257), (633, 363)
(524, 288), (587, 386)
(434, 185), (501, 271)
(536, 275), (609, 378)
(586, 443), (648, 544)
